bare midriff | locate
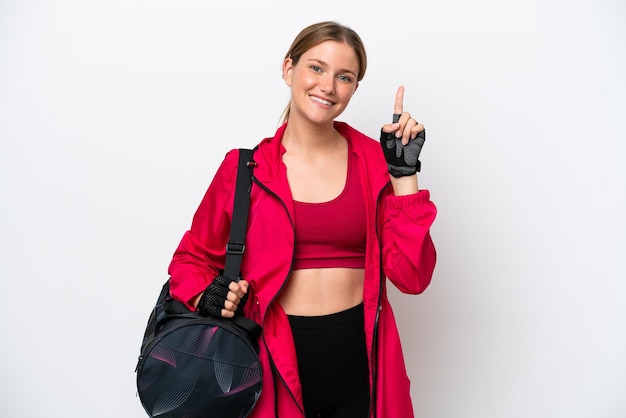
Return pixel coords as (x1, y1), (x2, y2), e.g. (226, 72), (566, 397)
(278, 267), (365, 316)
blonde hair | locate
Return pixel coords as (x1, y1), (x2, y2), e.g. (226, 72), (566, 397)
(280, 21), (367, 124)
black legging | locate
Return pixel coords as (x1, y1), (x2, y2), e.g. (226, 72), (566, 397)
(287, 303), (370, 418)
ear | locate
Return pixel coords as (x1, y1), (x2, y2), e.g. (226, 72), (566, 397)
(353, 81), (360, 95)
(282, 57), (294, 87)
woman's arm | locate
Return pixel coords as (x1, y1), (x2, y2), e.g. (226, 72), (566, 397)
(389, 174), (419, 196)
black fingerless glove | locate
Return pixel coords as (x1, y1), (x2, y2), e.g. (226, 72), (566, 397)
(197, 275), (232, 318)
(197, 275), (249, 318)
(380, 129), (425, 177)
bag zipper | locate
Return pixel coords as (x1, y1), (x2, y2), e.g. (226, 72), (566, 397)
(135, 315), (258, 375)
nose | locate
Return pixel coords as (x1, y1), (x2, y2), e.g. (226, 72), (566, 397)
(319, 74), (335, 95)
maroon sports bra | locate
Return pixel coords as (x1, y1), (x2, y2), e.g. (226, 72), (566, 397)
(293, 145), (367, 269)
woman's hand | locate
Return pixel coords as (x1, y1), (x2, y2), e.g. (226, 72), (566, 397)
(195, 277), (249, 318)
(380, 86), (426, 178)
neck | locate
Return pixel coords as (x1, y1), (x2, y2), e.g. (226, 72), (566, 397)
(282, 115), (342, 154)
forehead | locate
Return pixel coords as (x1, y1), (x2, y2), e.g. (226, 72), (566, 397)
(301, 40), (359, 72)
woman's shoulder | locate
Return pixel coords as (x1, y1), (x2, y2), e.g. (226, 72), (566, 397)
(207, 148), (253, 193)
(217, 148), (243, 171)
(335, 122), (380, 150)
(335, 121), (373, 140)
(335, 121), (385, 161)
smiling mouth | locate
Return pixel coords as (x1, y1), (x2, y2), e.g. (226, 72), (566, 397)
(309, 95), (334, 106)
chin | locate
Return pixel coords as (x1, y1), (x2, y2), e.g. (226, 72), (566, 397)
(309, 110), (345, 125)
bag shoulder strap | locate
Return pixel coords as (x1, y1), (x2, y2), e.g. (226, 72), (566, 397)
(223, 148), (255, 283)
(223, 148), (261, 339)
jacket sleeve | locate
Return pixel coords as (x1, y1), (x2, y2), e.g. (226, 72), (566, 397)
(379, 188), (437, 294)
(167, 149), (240, 310)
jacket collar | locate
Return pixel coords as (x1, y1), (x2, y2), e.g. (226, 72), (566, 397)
(252, 121), (391, 208)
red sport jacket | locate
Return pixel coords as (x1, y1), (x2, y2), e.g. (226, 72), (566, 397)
(168, 121), (437, 417)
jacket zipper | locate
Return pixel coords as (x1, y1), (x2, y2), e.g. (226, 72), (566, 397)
(252, 176), (304, 417)
(368, 181), (390, 418)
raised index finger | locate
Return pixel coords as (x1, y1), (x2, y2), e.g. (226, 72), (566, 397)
(392, 86), (405, 122)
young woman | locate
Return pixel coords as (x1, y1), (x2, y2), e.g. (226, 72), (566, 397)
(168, 21), (437, 418)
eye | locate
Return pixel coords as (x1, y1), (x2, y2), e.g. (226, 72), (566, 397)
(310, 65), (322, 73)
(338, 74), (353, 83)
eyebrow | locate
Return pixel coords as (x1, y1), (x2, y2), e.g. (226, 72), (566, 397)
(306, 58), (358, 77)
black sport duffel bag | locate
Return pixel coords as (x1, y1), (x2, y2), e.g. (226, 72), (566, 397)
(135, 280), (262, 418)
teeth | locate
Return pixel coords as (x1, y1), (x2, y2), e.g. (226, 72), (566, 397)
(310, 95), (333, 106)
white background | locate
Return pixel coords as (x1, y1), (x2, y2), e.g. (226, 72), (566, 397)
(1, 0), (625, 417)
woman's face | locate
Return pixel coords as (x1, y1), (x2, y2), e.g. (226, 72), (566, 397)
(283, 40), (360, 126)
